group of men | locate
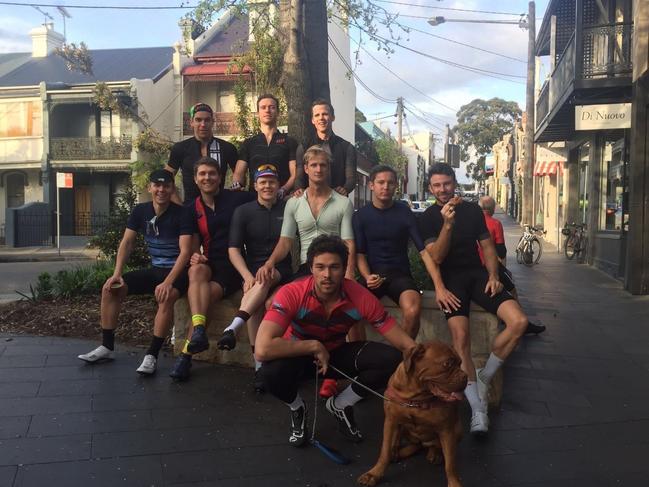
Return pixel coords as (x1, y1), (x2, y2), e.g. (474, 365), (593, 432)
(77, 93), (536, 444)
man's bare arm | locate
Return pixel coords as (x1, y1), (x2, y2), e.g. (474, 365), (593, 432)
(163, 165), (183, 205)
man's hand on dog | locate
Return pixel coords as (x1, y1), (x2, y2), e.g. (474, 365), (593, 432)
(436, 287), (461, 313)
(312, 341), (330, 375)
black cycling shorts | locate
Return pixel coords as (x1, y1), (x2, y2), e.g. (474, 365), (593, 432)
(122, 266), (189, 296)
(208, 261), (242, 298)
(442, 267), (514, 319)
(359, 269), (419, 304)
(248, 261), (294, 286)
(498, 263), (516, 293)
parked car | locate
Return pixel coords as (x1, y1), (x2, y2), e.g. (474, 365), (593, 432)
(411, 201), (432, 213)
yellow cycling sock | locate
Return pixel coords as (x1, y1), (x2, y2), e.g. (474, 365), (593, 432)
(182, 339), (191, 354)
(192, 314), (206, 328)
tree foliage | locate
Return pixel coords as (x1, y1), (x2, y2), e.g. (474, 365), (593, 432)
(452, 98), (521, 181)
(374, 137), (407, 195)
(88, 184), (150, 268)
(55, 42), (93, 75)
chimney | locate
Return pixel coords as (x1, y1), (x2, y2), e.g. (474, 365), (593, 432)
(29, 23), (64, 58)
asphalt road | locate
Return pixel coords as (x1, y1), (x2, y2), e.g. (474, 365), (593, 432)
(0, 261), (92, 303)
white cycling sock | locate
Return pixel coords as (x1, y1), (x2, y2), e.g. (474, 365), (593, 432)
(480, 353), (504, 383)
(333, 385), (363, 409)
(465, 381), (486, 413)
(286, 395), (305, 411)
(224, 317), (246, 334)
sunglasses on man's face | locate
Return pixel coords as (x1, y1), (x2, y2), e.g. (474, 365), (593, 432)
(146, 216), (159, 237)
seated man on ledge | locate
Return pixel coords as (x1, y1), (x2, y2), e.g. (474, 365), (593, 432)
(78, 170), (193, 374)
(255, 235), (416, 447)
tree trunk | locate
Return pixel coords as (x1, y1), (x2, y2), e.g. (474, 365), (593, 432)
(281, 0), (312, 145)
(304, 0), (330, 102)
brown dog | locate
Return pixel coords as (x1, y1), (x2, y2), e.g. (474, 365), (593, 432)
(357, 341), (468, 487)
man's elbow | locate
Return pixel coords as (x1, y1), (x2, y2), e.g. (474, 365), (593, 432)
(254, 341), (270, 362)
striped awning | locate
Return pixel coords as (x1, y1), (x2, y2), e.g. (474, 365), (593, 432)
(534, 160), (564, 176)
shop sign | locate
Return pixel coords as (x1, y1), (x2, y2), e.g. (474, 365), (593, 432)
(56, 172), (73, 188)
(537, 145), (567, 163)
(575, 103), (632, 130)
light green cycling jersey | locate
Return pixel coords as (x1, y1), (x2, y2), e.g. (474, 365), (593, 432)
(280, 189), (354, 264)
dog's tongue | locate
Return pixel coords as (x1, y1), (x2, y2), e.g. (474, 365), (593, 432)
(429, 386), (464, 402)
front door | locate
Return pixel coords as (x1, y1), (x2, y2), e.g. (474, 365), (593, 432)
(74, 186), (91, 236)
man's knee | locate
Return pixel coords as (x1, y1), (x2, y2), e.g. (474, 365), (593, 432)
(506, 314), (528, 338)
(188, 264), (211, 282)
(157, 289), (180, 307)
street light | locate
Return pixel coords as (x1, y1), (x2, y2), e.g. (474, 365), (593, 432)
(427, 15), (529, 30)
(427, 3), (536, 225)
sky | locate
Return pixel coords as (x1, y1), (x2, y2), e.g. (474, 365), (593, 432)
(1, 0), (551, 180)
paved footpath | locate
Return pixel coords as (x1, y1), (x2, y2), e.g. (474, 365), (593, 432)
(1, 210), (648, 486)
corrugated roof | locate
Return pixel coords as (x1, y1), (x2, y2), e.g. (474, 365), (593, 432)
(195, 13), (249, 58)
(0, 47), (173, 87)
(0, 52), (31, 79)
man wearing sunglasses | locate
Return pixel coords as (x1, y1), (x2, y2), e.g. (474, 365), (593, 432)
(78, 170), (193, 375)
(165, 103), (239, 203)
(169, 157), (255, 381)
(231, 94), (298, 197)
(217, 164), (293, 392)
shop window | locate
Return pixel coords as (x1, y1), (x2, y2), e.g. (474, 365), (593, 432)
(599, 136), (626, 231)
(578, 142), (590, 224)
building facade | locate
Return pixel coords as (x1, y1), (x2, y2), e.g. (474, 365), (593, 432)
(534, 0), (637, 288)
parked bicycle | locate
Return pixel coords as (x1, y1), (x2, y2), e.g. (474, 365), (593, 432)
(516, 224), (546, 266)
(562, 222), (588, 263)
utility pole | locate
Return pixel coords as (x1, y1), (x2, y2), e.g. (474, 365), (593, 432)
(396, 97), (406, 195)
(521, 1), (536, 224)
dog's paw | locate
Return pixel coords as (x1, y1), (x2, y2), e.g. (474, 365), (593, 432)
(426, 447), (443, 465)
(357, 472), (380, 486)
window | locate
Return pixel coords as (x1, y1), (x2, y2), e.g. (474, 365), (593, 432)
(0, 101), (42, 138)
(577, 142), (590, 225)
(6, 173), (26, 208)
(599, 136), (626, 231)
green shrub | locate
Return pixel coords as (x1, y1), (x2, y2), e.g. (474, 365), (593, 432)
(89, 183), (150, 269)
(408, 243), (434, 291)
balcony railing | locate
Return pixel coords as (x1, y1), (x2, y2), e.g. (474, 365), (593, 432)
(537, 82), (550, 126)
(50, 136), (132, 160)
(182, 112), (239, 137)
(582, 22), (633, 79)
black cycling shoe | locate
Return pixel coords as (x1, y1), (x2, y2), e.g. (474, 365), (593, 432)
(169, 354), (192, 381)
(187, 326), (209, 354)
(325, 397), (363, 443)
(288, 403), (308, 447)
(216, 329), (237, 350)
(525, 322), (546, 335)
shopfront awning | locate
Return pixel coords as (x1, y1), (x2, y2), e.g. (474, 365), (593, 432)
(182, 63), (251, 79)
(534, 160), (564, 176)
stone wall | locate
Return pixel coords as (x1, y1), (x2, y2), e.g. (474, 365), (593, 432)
(173, 290), (502, 406)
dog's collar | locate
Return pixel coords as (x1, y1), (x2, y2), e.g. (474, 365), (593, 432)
(384, 385), (448, 409)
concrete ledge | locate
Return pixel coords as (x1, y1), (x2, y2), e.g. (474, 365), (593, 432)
(173, 290), (502, 407)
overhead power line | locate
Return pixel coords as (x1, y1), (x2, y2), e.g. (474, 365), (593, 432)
(371, 0), (525, 16)
(403, 24), (527, 63)
(0, 1), (193, 9)
(345, 33), (458, 114)
(328, 36), (397, 104)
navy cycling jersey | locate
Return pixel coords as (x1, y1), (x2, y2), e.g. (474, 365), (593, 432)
(353, 201), (425, 273)
(126, 202), (193, 268)
(187, 190), (255, 263)
(229, 199), (292, 270)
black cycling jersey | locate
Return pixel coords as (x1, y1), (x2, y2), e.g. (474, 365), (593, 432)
(353, 201), (424, 273)
(239, 131), (298, 190)
(126, 202), (193, 268)
(418, 201), (491, 272)
(229, 199), (292, 271)
(186, 190), (255, 263)
(296, 132), (357, 193)
(168, 137), (238, 202)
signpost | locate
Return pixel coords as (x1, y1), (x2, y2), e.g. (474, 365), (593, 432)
(56, 172), (73, 254)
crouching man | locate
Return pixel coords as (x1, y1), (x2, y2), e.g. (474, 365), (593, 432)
(78, 170), (193, 374)
(255, 235), (416, 446)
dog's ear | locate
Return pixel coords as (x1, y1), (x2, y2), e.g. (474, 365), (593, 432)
(403, 344), (426, 375)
